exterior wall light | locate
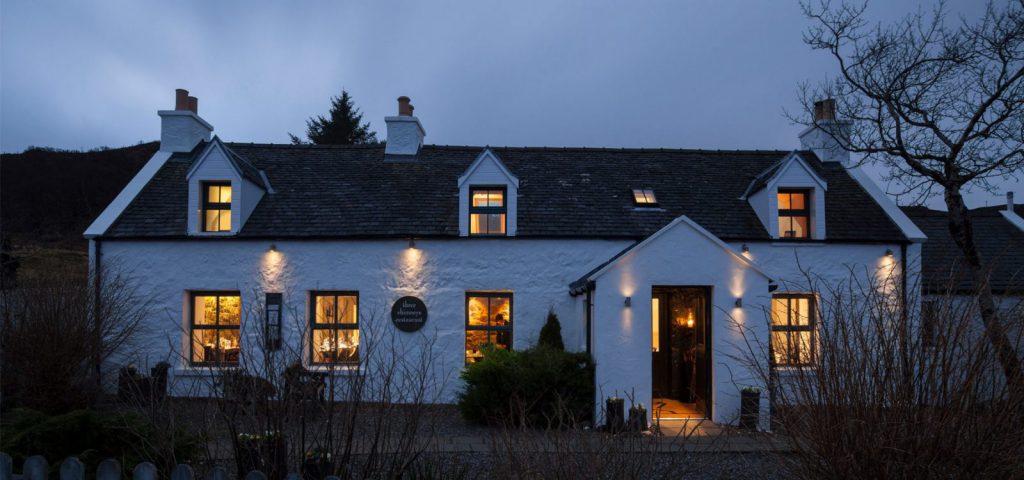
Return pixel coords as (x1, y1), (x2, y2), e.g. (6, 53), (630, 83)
(885, 248), (894, 257)
(624, 296), (632, 307)
(409, 237), (416, 249)
(735, 297), (743, 308)
(269, 244), (277, 252)
(741, 244), (750, 253)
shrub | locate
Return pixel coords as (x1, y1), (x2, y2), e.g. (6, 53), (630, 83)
(537, 310), (565, 351)
(458, 345), (594, 427)
(0, 408), (200, 473)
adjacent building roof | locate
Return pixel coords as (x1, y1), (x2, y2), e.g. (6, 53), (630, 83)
(902, 205), (1024, 294)
(104, 142), (908, 242)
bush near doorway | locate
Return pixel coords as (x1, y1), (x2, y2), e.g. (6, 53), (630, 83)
(458, 313), (593, 427)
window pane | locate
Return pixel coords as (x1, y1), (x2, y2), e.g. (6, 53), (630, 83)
(194, 295), (217, 325)
(651, 297), (660, 352)
(633, 189), (646, 203)
(193, 329), (216, 362)
(778, 192), (791, 210)
(219, 296), (241, 326)
(219, 185), (232, 203)
(472, 191), (490, 207)
(489, 296), (511, 326)
(208, 185), (221, 203)
(316, 296), (336, 324)
(488, 190), (504, 207)
(337, 295), (357, 324)
(779, 216), (794, 238)
(790, 192), (805, 210)
(465, 330), (488, 363)
(218, 210), (232, 231)
(494, 330), (511, 350)
(796, 331), (813, 363)
(488, 214), (506, 234)
(771, 298), (788, 326)
(337, 328), (359, 363)
(205, 210), (220, 232)
(218, 329), (240, 363)
(791, 216), (808, 238)
(794, 298), (810, 326)
(771, 331), (789, 364)
(312, 328), (336, 364)
(467, 297), (488, 326)
(470, 213), (483, 234)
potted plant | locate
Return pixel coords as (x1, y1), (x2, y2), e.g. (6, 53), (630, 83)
(606, 396), (625, 433)
(628, 402), (648, 432)
(740, 386), (760, 429)
(303, 447), (332, 480)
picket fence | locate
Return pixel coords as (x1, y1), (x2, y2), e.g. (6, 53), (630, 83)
(0, 452), (322, 480)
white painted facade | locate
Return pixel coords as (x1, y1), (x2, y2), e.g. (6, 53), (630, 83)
(88, 92), (925, 429)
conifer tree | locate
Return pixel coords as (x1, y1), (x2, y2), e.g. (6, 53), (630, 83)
(290, 90), (377, 145)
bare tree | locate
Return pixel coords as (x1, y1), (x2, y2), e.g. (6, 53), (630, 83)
(793, 0), (1024, 392)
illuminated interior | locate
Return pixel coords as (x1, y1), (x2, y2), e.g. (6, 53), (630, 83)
(191, 293), (241, 364)
(651, 297), (660, 352)
(311, 293), (359, 364)
(465, 293), (512, 363)
(203, 183), (232, 232)
(469, 188), (506, 235)
(632, 188), (657, 205)
(777, 190), (809, 239)
(770, 295), (815, 365)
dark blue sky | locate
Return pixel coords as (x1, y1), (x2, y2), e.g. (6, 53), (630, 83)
(1, 0), (1018, 208)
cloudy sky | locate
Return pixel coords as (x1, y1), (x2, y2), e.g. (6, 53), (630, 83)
(2, 0), (1019, 208)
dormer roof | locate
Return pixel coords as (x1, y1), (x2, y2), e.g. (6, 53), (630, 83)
(186, 136), (268, 190)
(740, 151), (827, 199)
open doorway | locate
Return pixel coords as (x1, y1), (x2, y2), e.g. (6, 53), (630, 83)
(652, 287), (711, 419)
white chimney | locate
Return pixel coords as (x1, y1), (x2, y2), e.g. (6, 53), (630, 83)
(158, 88), (213, 153)
(799, 98), (851, 164)
(384, 96), (425, 159)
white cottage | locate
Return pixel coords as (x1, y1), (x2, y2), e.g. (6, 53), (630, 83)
(85, 90), (925, 427)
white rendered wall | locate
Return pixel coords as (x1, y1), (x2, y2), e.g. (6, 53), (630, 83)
(99, 238), (630, 399)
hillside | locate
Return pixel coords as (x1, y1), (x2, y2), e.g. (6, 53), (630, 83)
(1, 142), (158, 250)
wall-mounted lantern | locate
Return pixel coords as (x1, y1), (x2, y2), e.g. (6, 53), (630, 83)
(624, 296), (632, 307)
(735, 297), (743, 308)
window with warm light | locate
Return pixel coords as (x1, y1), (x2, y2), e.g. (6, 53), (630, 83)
(771, 294), (816, 366)
(469, 187), (506, 236)
(310, 292), (359, 365)
(633, 189), (658, 206)
(202, 182), (232, 232)
(465, 292), (512, 363)
(190, 292), (241, 365)
(777, 189), (810, 239)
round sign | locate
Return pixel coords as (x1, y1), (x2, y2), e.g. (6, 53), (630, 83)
(391, 296), (428, 332)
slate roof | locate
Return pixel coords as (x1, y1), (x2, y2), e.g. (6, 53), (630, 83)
(902, 205), (1024, 294)
(104, 142), (908, 242)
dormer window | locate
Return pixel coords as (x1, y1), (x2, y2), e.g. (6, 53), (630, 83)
(633, 189), (658, 206)
(202, 182), (232, 232)
(470, 187), (506, 236)
(778, 189), (810, 239)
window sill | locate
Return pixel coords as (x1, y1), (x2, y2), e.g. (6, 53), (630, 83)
(306, 365), (362, 376)
(174, 366), (236, 377)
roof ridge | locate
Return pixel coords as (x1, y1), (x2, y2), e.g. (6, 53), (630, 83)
(226, 141), (795, 155)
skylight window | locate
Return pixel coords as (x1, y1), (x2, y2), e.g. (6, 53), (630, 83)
(633, 189), (658, 206)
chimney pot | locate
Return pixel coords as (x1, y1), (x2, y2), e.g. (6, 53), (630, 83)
(187, 96), (198, 114)
(1009, 192), (1015, 212)
(175, 89), (189, 110)
(397, 96), (413, 116)
(813, 99), (837, 122)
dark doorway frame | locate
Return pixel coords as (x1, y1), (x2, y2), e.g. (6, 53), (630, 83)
(651, 286), (713, 419)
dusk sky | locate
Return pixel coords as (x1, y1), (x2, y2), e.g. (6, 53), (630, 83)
(2, 0), (1019, 209)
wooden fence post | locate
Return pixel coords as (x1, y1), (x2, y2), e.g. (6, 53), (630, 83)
(60, 457), (85, 480)
(204, 466), (227, 480)
(0, 452), (12, 480)
(133, 462), (157, 480)
(244, 471), (267, 480)
(96, 459), (122, 480)
(22, 455), (48, 480)
(170, 464), (194, 480)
